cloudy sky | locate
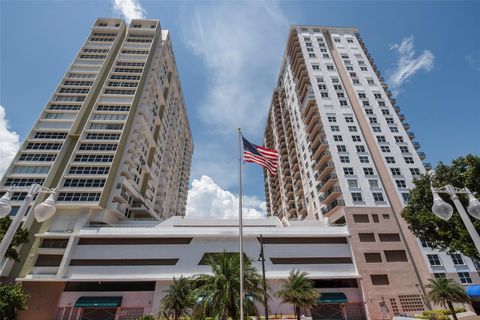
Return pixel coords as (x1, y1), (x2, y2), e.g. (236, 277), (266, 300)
(1, 0), (479, 218)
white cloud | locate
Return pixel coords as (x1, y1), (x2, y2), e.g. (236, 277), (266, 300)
(183, 1), (289, 135)
(466, 52), (480, 71)
(388, 35), (434, 95)
(186, 175), (266, 219)
(112, 0), (145, 24)
(0, 106), (20, 177)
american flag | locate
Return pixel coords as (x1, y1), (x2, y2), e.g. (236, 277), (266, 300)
(242, 137), (278, 175)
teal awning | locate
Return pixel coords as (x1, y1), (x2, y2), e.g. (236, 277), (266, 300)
(75, 296), (122, 308)
(317, 292), (348, 304)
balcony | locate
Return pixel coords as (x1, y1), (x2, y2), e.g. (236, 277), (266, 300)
(413, 141), (420, 149)
(418, 151), (426, 160)
(424, 162), (432, 171)
(402, 122), (410, 130)
(313, 151), (332, 171)
(394, 106), (401, 113)
(320, 186), (342, 205)
(319, 174), (338, 193)
(295, 186), (304, 197)
(321, 199), (345, 216)
(407, 131), (415, 140)
(316, 161), (335, 181)
(398, 113), (405, 121)
(312, 140), (328, 160)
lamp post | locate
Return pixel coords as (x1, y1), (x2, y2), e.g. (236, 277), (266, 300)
(0, 184), (58, 262)
(258, 235), (268, 320)
(430, 183), (480, 254)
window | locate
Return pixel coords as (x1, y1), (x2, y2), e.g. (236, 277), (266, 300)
(373, 192), (385, 202)
(333, 135), (343, 142)
(312, 64), (320, 70)
(345, 116), (354, 123)
(74, 154), (114, 162)
(400, 146), (410, 153)
(451, 254), (464, 265)
(365, 109), (373, 115)
(396, 180), (407, 188)
(386, 117), (395, 124)
(402, 193), (410, 202)
(79, 143), (117, 151)
(328, 116), (337, 122)
(378, 233), (401, 242)
(372, 214), (379, 223)
(404, 157), (415, 164)
(97, 105), (130, 112)
(358, 93), (367, 99)
(390, 168), (402, 176)
(395, 136), (404, 143)
(367, 79), (375, 85)
(356, 145), (366, 153)
(410, 168), (421, 176)
(458, 272), (472, 284)
(321, 92), (329, 98)
(331, 125), (340, 132)
(369, 180), (379, 188)
(348, 126), (357, 132)
(385, 156), (396, 164)
(359, 156), (369, 163)
(352, 192), (363, 202)
(26, 142), (62, 150)
(353, 214), (369, 223)
(343, 167), (354, 175)
(309, 53), (316, 58)
(5, 178), (45, 187)
(369, 117), (378, 124)
(421, 240), (432, 248)
(359, 233), (376, 242)
(34, 132), (68, 140)
(372, 126), (382, 133)
(339, 100), (348, 106)
(381, 146), (391, 153)
(390, 127), (399, 133)
(371, 274), (389, 285)
(363, 100), (370, 107)
(63, 178), (105, 188)
(68, 166), (110, 175)
(337, 145), (347, 153)
(19, 153), (57, 162)
(363, 167), (375, 176)
(340, 156), (350, 163)
(326, 65), (335, 71)
(352, 135), (361, 142)
(348, 180), (358, 188)
(427, 254), (442, 266)
(384, 250), (408, 262)
(57, 192), (101, 202)
(365, 253), (382, 263)
(377, 136), (386, 143)
(434, 273), (446, 279)
(12, 166), (50, 174)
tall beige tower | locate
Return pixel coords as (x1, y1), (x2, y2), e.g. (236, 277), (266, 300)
(0, 18), (193, 318)
(264, 25), (434, 319)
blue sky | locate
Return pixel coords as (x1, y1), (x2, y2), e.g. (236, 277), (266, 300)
(1, 1), (479, 217)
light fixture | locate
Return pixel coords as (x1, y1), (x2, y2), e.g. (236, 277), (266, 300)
(34, 193), (57, 222)
(0, 190), (13, 218)
(431, 187), (453, 221)
(467, 189), (480, 220)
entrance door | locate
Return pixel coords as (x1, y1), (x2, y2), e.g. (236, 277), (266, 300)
(80, 307), (116, 320)
(311, 303), (344, 320)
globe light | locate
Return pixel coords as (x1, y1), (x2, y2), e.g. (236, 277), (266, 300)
(0, 190), (13, 218)
(431, 188), (453, 221)
(467, 190), (480, 220)
(34, 193), (57, 222)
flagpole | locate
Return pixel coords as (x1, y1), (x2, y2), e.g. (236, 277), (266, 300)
(238, 128), (245, 320)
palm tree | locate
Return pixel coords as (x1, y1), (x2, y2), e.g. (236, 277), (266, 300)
(193, 253), (266, 320)
(276, 270), (319, 320)
(425, 277), (470, 320)
(160, 276), (195, 320)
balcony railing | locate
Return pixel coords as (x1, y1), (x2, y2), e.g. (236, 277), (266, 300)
(321, 199), (345, 215)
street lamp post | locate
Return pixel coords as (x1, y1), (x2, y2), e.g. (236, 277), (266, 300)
(258, 235), (268, 320)
(0, 184), (58, 262)
(430, 183), (480, 254)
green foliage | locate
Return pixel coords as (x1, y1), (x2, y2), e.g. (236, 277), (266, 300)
(0, 217), (29, 261)
(160, 276), (195, 320)
(425, 278), (470, 320)
(402, 154), (480, 259)
(0, 283), (29, 320)
(137, 315), (157, 320)
(275, 270), (319, 320)
(192, 253), (266, 320)
(415, 307), (467, 319)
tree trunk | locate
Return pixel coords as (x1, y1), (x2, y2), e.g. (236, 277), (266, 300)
(295, 306), (301, 320)
(447, 301), (458, 320)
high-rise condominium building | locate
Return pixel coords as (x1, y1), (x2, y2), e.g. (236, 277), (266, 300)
(263, 25), (478, 318)
(0, 17), (193, 315)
